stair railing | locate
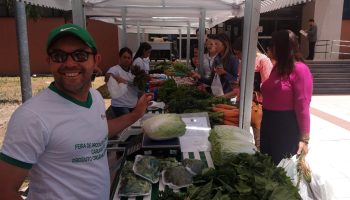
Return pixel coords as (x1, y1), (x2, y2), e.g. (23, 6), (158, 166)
(316, 39), (350, 60)
(315, 40), (330, 59)
(330, 40), (350, 59)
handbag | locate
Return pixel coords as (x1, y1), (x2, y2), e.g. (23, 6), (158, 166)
(211, 74), (224, 96)
(251, 92), (263, 129)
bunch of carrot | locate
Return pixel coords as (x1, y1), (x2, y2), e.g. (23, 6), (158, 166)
(212, 104), (239, 126)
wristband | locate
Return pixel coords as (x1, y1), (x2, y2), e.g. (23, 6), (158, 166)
(300, 139), (309, 144)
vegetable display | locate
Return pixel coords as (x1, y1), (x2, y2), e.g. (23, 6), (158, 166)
(131, 65), (151, 91)
(118, 161), (152, 197)
(162, 165), (194, 189)
(182, 158), (206, 175)
(212, 104), (239, 126)
(187, 153), (301, 200)
(133, 155), (160, 183)
(142, 114), (186, 140)
(157, 79), (231, 126)
(208, 125), (257, 166)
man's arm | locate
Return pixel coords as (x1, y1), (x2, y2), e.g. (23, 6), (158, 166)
(0, 160), (29, 200)
(107, 93), (153, 138)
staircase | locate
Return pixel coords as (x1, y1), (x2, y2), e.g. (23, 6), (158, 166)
(306, 60), (350, 95)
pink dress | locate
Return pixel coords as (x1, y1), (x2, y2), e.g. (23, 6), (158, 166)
(261, 62), (313, 134)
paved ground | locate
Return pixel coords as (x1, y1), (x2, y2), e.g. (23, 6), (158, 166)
(308, 95), (350, 200)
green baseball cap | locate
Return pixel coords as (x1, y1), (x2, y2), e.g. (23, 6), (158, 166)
(47, 23), (97, 52)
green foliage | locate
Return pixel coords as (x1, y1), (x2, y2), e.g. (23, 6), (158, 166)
(131, 65), (151, 91)
(157, 79), (230, 126)
(150, 61), (172, 74)
(157, 79), (177, 103)
(171, 62), (190, 76)
(188, 153), (301, 200)
(118, 161), (152, 196)
(133, 155), (160, 183)
(158, 187), (188, 200)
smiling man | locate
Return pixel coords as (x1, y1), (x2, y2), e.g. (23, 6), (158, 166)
(0, 24), (152, 200)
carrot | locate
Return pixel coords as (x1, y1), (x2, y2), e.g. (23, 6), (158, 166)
(215, 104), (237, 110)
(212, 107), (228, 112)
(224, 117), (239, 123)
(224, 119), (239, 126)
(223, 110), (239, 118)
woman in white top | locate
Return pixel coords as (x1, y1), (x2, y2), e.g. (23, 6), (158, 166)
(133, 42), (152, 74)
(105, 47), (139, 117)
(191, 36), (218, 79)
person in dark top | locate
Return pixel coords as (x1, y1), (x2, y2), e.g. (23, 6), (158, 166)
(306, 19), (317, 60)
(190, 28), (208, 69)
(210, 33), (239, 94)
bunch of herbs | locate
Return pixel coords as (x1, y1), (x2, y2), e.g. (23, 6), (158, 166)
(187, 153), (301, 200)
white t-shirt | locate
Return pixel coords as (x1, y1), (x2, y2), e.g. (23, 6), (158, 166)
(133, 57), (150, 74)
(106, 65), (139, 108)
(0, 84), (109, 200)
(195, 53), (216, 78)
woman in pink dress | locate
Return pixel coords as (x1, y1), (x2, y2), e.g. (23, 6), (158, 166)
(260, 30), (313, 164)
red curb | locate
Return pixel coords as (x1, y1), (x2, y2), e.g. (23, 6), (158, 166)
(310, 107), (350, 131)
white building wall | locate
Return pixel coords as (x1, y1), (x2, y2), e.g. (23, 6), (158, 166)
(302, 0), (344, 60)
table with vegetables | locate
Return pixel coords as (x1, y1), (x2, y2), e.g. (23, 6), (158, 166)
(108, 62), (302, 200)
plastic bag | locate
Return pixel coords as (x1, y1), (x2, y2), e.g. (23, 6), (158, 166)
(118, 161), (151, 197)
(133, 155), (160, 183)
(107, 76), (127, 99)
(211, 74), (224, 96)
(162, 166), (193, 190)
(309, 172), (334, 200)
(278, 154), (334, 200)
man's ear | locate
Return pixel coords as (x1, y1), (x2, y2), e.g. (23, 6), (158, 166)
(94, 53), (102, 65)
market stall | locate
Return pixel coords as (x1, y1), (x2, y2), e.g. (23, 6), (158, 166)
(103, 65), (303, 199)
(9, 1), (324, 199)
(109, 112), (214, 199)
(107, 111), (301, 200)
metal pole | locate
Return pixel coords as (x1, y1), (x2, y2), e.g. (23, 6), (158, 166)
(137, 21), (141, 46)
(179, 29), (182, 60)
(198, 9), (206, 77)
(141, 28), (145, 42)
(15, 0), (32, 102)
(186, 23), (191, 68)
(72, 0), (86, 28)
(239, 0), (261, 131)
(121, 7), (127, 47)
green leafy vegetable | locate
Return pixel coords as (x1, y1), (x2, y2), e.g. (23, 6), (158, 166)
(188, 153), (301, 200)
(133, 155), (160, 183)
(118, 161), (152, 196)
(142, 114), (186, 140)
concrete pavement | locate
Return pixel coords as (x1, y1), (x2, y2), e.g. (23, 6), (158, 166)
(307, 95), (350, 200)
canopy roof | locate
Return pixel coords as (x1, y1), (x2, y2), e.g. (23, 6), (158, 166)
(22, 0), (311, 33)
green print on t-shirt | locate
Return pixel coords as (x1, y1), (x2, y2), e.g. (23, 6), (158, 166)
(72, 136), (107, 163)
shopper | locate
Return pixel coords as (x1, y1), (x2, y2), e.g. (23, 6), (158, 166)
(260, 30), (313, 164)
(191, 35), (218, 79)
(105, 47), (140, 117)
(211, 33), (239, 94)
(0, 24), (152, 200)
(190, 28), (209, 70)
(229, 37), (273, 150)
(133, 42), (152, 74)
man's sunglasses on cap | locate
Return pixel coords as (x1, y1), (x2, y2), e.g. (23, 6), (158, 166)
(48, 49), (95, 63)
